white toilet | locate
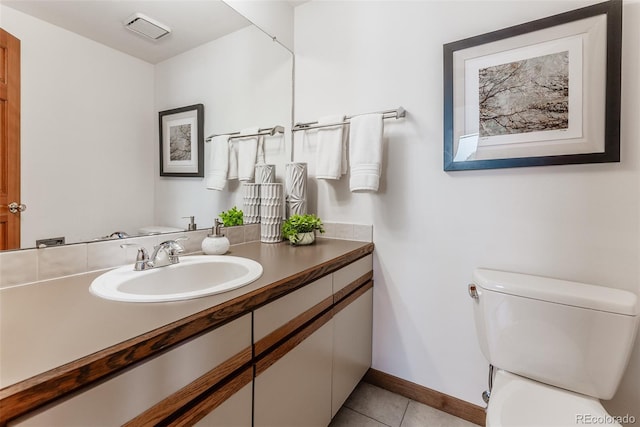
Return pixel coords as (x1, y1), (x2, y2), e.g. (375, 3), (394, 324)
(470, 268), (639, 427)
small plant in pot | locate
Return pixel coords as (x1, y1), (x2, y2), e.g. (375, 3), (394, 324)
(219, 206), (244, 227)
(282, 214), (325, 245)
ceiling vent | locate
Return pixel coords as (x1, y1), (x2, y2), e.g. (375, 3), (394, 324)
(124, 13), (171, 40)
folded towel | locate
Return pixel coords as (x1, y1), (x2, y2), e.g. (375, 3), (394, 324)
(205, 135), (230, 191)
(237, 127), (259, 181)
(349, 113), (384, 192)
(316, 115), (346, 180)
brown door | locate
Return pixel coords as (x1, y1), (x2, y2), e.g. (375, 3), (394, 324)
(0, 28), (21, 250)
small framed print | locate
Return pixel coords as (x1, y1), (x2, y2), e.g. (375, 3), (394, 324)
(159, 104), (204, 177)
(443, 1), (621, 171)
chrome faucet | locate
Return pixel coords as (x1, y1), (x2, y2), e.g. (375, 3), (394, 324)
(120, 237), (187, 271)
(150, 239), (186, 267)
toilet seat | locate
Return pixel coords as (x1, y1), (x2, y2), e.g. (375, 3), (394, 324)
(487, 370), (620, 427)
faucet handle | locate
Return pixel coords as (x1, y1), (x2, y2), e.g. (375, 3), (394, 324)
(120, 243), (150, 271)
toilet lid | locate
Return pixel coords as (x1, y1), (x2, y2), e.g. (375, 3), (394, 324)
(487, 370), (621, 427)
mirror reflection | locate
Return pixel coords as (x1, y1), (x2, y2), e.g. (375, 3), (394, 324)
(0, 0), (293, 251)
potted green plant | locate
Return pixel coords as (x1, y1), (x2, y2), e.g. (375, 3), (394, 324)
(219, 206), (244, 227)
(282, 214), (325, 245)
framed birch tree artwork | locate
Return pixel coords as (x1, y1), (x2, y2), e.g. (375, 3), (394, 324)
(159, 104), (204, 177)
(443, 0), (621, 171)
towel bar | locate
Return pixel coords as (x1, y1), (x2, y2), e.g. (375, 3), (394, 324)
(206, 125), (285, 143)
(292, 106), (406, 132)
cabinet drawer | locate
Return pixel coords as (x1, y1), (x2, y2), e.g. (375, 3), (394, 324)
(333, 254), (372, 293)
(10, 314), (251, 427)
(254, 275), (332, 348)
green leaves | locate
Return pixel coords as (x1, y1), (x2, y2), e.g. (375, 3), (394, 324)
(282, 214), (325, 243)
(219, 206), (244, 227)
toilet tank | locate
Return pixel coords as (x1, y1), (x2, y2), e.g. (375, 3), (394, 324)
(471, 269), (639, 400)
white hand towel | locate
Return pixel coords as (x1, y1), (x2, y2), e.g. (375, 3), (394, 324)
(349, 113), (384, 192)
(256, 134), (266, 165)
(205, 135), (230, 191)
(316, 115), (345, 180)
(227, 139), (238, 180)
(237, 128), (259, 181)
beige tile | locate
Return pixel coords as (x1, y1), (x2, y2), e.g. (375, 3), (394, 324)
(334, 223), (355, 240)
(37, 244), (88, 281)
(243, 224), (260, 242)
(223, 226), (244, 246)
(344, 382), (409, 427)
(400, 400), (481, 427)
(87, 239), (127, 271)
(329, 407), (388, 427)
(0, 249), (38, 288)
(323, 222), (338, 239)
(353, 224), (373, 242)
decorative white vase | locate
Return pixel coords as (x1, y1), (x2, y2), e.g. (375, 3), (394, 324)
(285, 163), (307, 217)
(255, 164), (276, 184)
(260, 183), (283, 243)
(242, 183), (261, 224)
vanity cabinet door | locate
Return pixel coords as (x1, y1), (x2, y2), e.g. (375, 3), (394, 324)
(254, 320), (333, 427)
(332, 287), (373, 417)
(193, 381), (252, 427)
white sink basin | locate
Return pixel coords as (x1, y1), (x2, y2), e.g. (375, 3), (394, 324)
(90, 255), (263, 303)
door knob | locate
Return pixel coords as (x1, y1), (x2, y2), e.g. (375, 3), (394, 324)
(7, 202), (27, 214)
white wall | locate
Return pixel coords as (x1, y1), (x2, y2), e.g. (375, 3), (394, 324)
(154, 24), (292, 231)
(223, 0), (295, 51)
(294, 0), (640, 418)
(1, 6), (155, 247)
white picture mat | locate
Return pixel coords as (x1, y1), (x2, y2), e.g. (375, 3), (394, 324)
(452, 14), (607, 162)
(162, 112), (199, 173)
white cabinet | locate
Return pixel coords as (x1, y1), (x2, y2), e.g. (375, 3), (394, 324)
(332, 288), (373, 417)
(254, 254), (373, 426)
(254, 321), (333, 427)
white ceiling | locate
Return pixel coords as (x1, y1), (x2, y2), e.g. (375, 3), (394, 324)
(2, 1), (254, 64)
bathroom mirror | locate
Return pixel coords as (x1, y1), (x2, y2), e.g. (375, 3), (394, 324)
(0, 1), (293, 251)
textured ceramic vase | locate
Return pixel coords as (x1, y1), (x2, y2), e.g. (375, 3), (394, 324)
(260, 183), (283, 243)
(242, 183), (261, 224)
(285, 163), (307, 217)
(255, 164), (276, 184)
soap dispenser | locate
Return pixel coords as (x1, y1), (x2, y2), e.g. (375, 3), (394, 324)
(201, 219), (230, 255)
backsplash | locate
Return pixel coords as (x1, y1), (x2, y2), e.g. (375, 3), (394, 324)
(0, 222), (372, 289)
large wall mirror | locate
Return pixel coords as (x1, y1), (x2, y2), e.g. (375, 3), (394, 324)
(0, 0), (293, 251)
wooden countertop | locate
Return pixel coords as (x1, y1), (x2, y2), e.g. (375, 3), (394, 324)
(0, 238), (373, 423)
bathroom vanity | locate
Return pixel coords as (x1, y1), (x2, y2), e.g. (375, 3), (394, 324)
(0, 239), (373, 426)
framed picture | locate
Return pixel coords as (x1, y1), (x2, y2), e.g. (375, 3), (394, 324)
(159, 104), (204, 177)
(443, 0), (621, 171)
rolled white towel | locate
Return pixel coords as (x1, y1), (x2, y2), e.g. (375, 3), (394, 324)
(349, 113), (384, 192)
(316, 115), (346, 180)
(205, 135), (230, 190)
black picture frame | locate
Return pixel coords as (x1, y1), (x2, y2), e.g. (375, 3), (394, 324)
(443, 0), (621, 171)
(159, 104), (205, 177)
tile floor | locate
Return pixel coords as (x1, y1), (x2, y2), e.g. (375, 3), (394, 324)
(329, 382), (481, 427)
